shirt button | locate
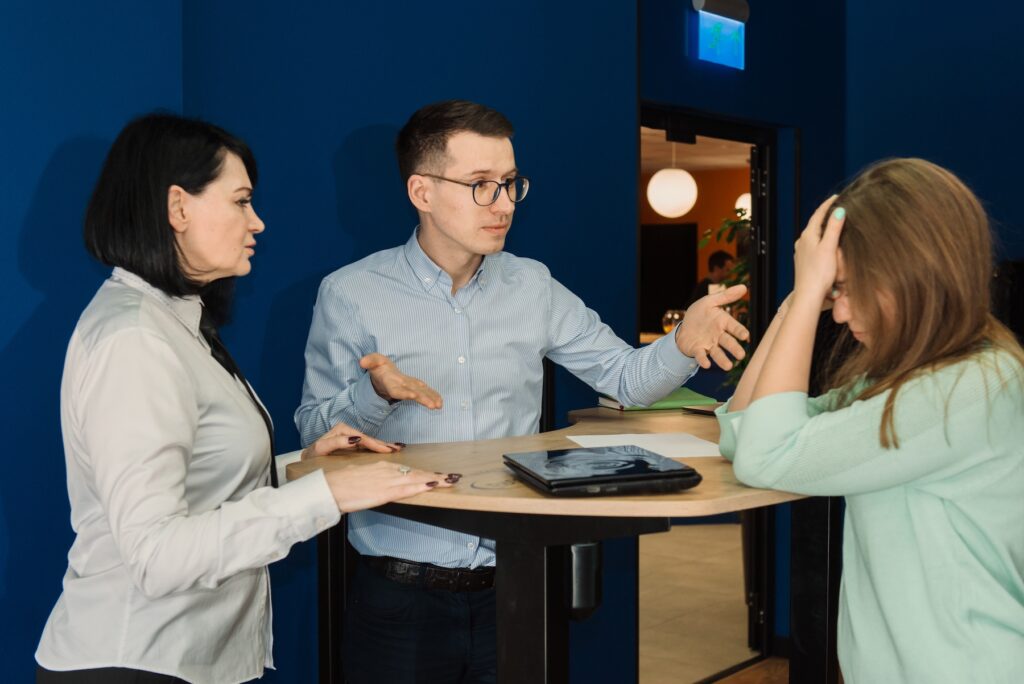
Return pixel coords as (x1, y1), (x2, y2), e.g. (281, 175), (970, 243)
(460, 401), (468, 410)
(467, 542), (476, 549)
(423, 277), (432, 283)
(454, 307), (462, 314)
(457, 355), (466, 364)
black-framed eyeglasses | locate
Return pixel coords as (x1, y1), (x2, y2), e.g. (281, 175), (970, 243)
(419, 173), (530, 206)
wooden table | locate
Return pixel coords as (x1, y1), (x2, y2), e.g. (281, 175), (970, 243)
(288, 408), (804, 683)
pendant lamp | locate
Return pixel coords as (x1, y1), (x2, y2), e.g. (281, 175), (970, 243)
(647, 144), (698, 218)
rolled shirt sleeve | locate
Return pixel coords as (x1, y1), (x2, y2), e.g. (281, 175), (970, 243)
(545, 277), (698, 407)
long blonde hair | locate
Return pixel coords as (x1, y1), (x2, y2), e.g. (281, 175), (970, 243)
(826, 158), (1024, 447)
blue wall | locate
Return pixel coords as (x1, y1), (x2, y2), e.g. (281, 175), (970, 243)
(0, 2), (182, 680)
(846, 0), (1024, 259)
(1, 2), (643, 683)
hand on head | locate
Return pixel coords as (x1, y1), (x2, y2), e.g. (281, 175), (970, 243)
(360, 353), (443, 410)
(793, 195), (846, 306)
(675, 285), (750, 370)
(324, 461), (456, 513)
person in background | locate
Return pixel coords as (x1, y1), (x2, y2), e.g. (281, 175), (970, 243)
(717, 158), (1024, 682)
(295, 99), (750, 683)
(35, 113), (451, 684)
(684, 249), (735, 309)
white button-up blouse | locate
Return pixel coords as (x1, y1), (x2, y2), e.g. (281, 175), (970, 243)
(36, 268), (340, 684)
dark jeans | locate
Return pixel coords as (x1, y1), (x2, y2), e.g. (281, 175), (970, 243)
(343, 557), (496, 684)
(37, 666), (186, 683)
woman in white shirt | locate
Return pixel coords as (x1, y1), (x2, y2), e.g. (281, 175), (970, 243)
(35, 113), (454, 684)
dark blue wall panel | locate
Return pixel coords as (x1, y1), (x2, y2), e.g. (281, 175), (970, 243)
(846, 0), (1024, 258)
(0, 2), (182, 681)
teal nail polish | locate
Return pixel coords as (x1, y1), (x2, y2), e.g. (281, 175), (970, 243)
(833, 207), (846, 220)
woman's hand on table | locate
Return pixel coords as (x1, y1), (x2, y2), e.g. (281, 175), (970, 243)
(301, 422), (404, 460)
(325, 462), (457, 513)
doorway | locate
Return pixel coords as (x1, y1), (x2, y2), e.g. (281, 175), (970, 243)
(638, 106), (776, 352)
(637, 104), (779, 682)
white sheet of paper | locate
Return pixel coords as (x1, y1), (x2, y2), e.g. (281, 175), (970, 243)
(568, 433), (721, 458)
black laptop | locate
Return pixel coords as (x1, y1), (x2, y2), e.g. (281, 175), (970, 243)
(503, 444), (702, 497)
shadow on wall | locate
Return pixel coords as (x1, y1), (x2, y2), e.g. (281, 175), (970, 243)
(333, 124), (419, 259)
(259, 274), (328, 450)
(259, 124), (418, 455)
(0, 138), (111, 666)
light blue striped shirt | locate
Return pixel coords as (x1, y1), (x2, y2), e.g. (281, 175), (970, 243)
(295, 230), (698, 567)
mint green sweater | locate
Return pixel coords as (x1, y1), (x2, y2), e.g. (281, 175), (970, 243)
(716, 350), (1024, 682)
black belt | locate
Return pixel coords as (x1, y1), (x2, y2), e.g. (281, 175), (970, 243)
(361, 554), (495, 592)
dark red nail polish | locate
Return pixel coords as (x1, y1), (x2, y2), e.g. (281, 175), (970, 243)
(426, 481), (438, 487)
(348, 436), (361, 444)
(395, 442), (408, 448)
(445, 474), (462, 484)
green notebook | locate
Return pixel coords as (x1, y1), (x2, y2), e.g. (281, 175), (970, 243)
(598, 386), (718, 411)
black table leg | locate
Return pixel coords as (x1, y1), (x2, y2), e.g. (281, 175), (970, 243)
(789, 496), (843, 683)
(496, 541), (570, 683)
(338, 506), (672, 683)
(318, 524), (351, 684)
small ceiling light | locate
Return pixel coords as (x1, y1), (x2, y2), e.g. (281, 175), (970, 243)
(647, 144), (698, 218)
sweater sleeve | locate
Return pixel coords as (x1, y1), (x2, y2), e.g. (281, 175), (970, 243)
(717, 353), (1022, 495)
(715, 389), (839, 463)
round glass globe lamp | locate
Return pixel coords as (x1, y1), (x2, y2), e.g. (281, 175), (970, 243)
(646, 168), (698, 218)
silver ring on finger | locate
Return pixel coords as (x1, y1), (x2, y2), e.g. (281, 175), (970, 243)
(397, 465), (412, 475)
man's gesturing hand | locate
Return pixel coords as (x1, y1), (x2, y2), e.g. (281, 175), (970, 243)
(674, 284), (750, 370)
(360, 353), (443, 410)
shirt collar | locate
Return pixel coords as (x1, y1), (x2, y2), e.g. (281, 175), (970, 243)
(402, 227), (489, 293)
(110, 267), (204, 338)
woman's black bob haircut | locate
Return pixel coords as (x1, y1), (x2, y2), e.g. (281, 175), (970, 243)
(84, 112), (258, 317)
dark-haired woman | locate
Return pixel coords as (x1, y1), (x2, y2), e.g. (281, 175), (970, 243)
(717, 158), (1024, 681)
(34, 113), (452, 684)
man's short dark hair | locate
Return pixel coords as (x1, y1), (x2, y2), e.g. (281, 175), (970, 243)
(708, 250), (734, 271)
(396, 100), (514, 181)
(84, 113), (257, 320)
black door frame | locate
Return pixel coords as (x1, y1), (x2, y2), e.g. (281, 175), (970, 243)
(638, 103), (780, 661)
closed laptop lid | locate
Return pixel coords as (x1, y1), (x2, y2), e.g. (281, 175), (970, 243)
(503, 444), (696, 489)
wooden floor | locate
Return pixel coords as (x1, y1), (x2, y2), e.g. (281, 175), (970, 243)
(639, 524), (788, 683)
(718, 657), (789, 683)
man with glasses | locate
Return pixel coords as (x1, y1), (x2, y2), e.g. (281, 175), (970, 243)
(295, 100), (749, 683)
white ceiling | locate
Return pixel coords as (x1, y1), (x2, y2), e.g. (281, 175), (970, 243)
(640, 126), (751, 174)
